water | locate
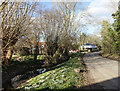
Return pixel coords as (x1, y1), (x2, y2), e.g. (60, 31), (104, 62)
(10, 68), (46, 88)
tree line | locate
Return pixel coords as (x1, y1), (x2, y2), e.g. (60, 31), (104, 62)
(101, 2), (120, 56)
(0, 2), (87, 67)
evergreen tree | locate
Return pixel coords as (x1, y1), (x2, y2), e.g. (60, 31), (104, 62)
(112, 2), (120, 55)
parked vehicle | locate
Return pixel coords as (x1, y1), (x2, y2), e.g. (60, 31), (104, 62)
(81, 43), (97, 52)
(69, 49), (79, 53)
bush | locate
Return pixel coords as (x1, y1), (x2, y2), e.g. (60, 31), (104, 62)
(18, 47), (30, 56)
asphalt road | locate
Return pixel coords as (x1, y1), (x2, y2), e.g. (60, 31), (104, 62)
(83, 52), (120, 90)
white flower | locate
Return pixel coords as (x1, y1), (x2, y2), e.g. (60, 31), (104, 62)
(49, 86), (54, 89)
(62, 75), (64, 77)
(26, 80), (30, 82)
(26, 78), (33, 83)
(25, 87), (31, 89)
(60, 70), (64, 72)
(45, 76), (49, 79)
(53, 70), (55, 73)
(38, 80), (44, 83)
(32, 83), (39, 88)
(40, 76), (45, 79)
(46, 72), (50, 75)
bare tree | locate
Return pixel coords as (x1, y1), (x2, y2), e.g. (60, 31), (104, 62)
(39, 2), (82, 65)
(0, 2), (36, 66)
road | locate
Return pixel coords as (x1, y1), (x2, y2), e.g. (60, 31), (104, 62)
(83, 52), (120, 90)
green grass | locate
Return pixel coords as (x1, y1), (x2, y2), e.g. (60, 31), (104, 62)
(3, 55), (44, 71)
(17, 53), (84, 90)
(11, 55), (44, 65)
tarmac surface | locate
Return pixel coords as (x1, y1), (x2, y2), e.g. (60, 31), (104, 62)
(83, 52), (120, 90)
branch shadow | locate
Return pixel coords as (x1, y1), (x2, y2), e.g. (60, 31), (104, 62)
(14, 75), (120, 91)
(79, 76), (120, 90)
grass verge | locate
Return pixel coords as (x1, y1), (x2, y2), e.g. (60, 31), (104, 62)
(101, 53), (120, 62)
(17, 53), (85, 90)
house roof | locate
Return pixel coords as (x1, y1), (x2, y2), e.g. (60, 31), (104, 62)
(39, 42), (46, 45)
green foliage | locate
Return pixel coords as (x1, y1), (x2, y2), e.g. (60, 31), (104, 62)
(101, 5), (120, 55)
(112, 9), (120, 55)
(3, 55), (43, 71)
(18, 53), (84, 90)
(79, 33), (87, 46)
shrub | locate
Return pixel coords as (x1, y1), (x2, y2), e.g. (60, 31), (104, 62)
(18, 47), (30, 56)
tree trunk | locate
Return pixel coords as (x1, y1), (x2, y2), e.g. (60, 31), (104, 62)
(6, 49), (13, 63)
(41, 48), (42, 54)
(2, 48), (13, 66)
(2, 48), (7, 65)
(30, 46), (33, 55)
(33, 44), (39, 61)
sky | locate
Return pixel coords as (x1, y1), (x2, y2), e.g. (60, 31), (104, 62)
(80, 0), (119, 36)
(38, 0), (119, 37)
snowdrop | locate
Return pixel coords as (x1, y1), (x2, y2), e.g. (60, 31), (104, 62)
(40, 76), (45, 79)
(38, 80), (45, 83)
(53, 70), (55, 73)
(26, 80), (30, 83)
(62, 75), (64, 77)
(32, 83), (39, 88)
(25, 86), (31, 89)
(60, 70), (64, 72)
(45, 76), (49, 79)
(46, 72), (50, 75)
(26, 79), (32, 83)
(49, 86), (53, 89)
